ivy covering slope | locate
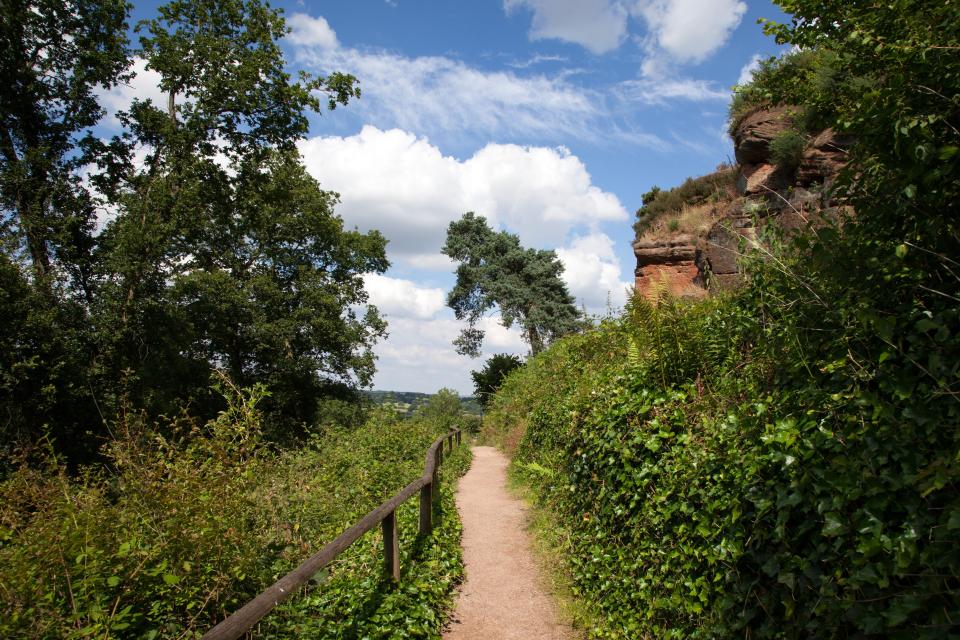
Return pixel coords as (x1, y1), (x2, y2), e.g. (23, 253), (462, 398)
(485, 2), (959, 638)
(0, 381), (470, 639)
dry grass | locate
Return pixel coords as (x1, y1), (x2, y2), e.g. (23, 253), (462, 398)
(639, 201), (722, 241)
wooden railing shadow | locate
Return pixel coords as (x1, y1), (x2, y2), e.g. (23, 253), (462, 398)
(202, 428), (463, 640)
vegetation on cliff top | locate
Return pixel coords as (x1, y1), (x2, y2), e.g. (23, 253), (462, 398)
(632, 165), (737, 240)
(489, 1), (960, 637)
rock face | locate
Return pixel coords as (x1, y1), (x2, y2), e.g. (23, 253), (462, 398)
(796, 128), (853, 186)
(733, 106), (797, 165)
(696, 215), (758, 290)
(632, 235), (706, 300)
(738, 162), (787, 196)
(631, 106), (852, 300)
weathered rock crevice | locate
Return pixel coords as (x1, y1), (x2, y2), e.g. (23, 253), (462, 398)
(632, 105), (851, 300)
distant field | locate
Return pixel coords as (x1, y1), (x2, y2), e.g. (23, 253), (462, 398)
(367, 390), (483, 417)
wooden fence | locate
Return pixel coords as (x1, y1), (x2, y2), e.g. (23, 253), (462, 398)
(202, 427), (464, 640)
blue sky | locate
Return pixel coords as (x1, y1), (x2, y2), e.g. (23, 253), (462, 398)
(110, 0), (791, 393)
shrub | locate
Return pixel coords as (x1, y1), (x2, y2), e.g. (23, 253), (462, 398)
(769, 128), (807, 173)
(634, 166), (737, 238)
(0, 380), (471, 639)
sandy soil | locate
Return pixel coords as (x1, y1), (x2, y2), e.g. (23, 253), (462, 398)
(443, 446), (573, 640)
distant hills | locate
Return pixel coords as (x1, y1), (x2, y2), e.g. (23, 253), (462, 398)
(366, 390), (483, 417)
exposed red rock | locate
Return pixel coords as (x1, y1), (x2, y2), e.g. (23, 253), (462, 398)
(796, 128), (853, 185)
(696, 216), (757, 289)
(632, 235), (705, 300)
(632, 107), (853, 299)
(733, 106), (797, 165)
(739, 163), (787, 196)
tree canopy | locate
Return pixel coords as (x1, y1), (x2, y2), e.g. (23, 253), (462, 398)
(0, 0), (387, 460)
(471, 353), (522, 408)
(442, 212), (582, 357)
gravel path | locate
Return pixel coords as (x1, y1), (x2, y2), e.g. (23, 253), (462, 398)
(444, 446), (573, 640)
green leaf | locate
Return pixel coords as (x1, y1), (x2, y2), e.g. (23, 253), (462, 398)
(162, 573), (180, 586)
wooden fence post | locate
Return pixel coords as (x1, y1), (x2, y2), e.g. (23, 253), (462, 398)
(432, 446), (441, 508)
(382, 510), (400, 581)
(456, 429), (461, 445)
(419, 483), (433, 535)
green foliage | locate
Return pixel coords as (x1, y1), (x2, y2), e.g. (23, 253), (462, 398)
(443, 212), (583, 356)
(769, 128), (807, 173)
(0, 0), (130, 284)
(471, 353), (523, 408)
(414, 388), (466, 431)
(633, 166), (736, 238)
(487, 5), (960, 631)
(0, 0), (385, 460)
(727, 49), (838, 137)
(0, 378), (470, 638)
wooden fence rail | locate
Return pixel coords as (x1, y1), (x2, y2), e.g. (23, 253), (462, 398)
(202, 427), (464, 640)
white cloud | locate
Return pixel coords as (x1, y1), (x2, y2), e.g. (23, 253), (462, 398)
(634, 0), (747, 66)
(297, 126), (628, 268)
(289, 32), (629, 144)
(556, 232), (633, 312)
(504, 0), (629, 54)
(97, 58), (166, 126)
(285, 13), (339, 49)
(371, 314), (527, 393)
(737, 53), (763, 86)
(616, 77), (728, 104)
(363, 273), (445, 320)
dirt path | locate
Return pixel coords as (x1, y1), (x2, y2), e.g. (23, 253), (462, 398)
(444, 446), (573, 640)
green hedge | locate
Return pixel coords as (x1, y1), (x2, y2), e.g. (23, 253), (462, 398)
(486, 284), (959, 638)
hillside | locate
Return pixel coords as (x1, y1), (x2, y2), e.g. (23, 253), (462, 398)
(367, 390), (484, 417)
(483, 5), (960, 638)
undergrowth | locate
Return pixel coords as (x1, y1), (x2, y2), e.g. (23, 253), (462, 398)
(0, 379), (471, 639)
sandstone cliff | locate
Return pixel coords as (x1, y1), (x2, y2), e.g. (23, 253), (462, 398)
(632, 105), (850, 300)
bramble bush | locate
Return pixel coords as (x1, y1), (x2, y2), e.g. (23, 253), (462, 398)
(0, 378), (471, 639)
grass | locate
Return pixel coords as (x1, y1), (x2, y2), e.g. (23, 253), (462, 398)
(634, 166), (738, 240)
(637, 201), (721, 241)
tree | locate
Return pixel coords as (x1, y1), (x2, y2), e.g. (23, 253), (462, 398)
(471, 353), (522, 408)
(442, 212), (582, 357)
(85, 0), (384, 434)
(0, 0), (130, 461)
(415, 388), (463, 430)
(0, 0), (130, 287)
(0, 0), (387, 459)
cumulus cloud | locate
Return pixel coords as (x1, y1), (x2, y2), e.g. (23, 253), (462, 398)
(737, 53), (764, 86)
(298, 126), (628, 267)
(363, 273), (445, 320)
(371, 314), (527, 392)
(557, 232), (633, 312)
(634, 0), (747, 67)
(285, 13), (339, 49)
(504, 0), (629, 54)
(96, 58), (166, 126)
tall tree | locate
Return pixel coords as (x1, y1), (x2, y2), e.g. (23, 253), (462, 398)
(0, 0), (130, 461)
(88, 0), (384, 433)
(442, 212), (582, 357)
(0, 0), (130, 287)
